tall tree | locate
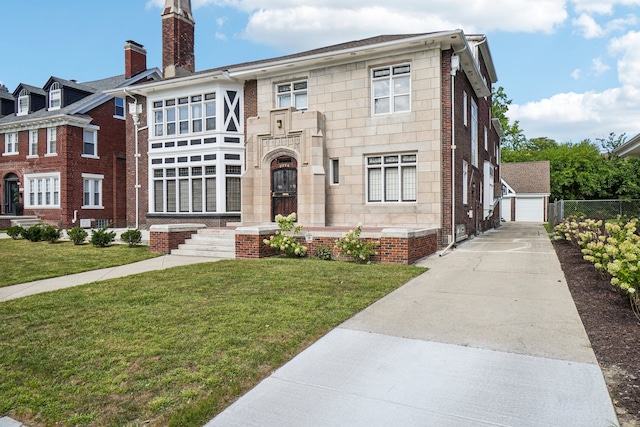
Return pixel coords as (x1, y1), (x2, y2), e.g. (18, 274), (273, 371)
(491, 86), (527, 150)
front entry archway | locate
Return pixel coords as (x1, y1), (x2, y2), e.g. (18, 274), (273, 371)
(3, 173), (19, 215)
(271, 156), (297, 221)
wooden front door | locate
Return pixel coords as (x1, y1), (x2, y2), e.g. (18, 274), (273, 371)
(271, 157), (298, 220)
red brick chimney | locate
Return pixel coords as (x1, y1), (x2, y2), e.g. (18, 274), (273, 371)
(162, 0), (195, 78)
(124, 40), (147, 79)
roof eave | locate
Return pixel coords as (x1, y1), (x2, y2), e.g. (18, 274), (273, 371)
(614, 133), (640, 158)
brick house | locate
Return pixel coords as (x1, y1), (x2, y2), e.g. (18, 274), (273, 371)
(0, 42), (161, 229)
(112, 0), (502, 260)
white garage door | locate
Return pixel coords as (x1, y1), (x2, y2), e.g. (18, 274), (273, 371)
(516, 197), (544, 222)
(501, 198), (512, 221)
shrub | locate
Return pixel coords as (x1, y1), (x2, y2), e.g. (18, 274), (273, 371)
(263, 212), (307, 257)
(6, 225), (24, 239)
(22, 223), (44, 242)
(67, 227), (88, 245)
(90, 226), (116, 247)
(335, 224), (378, 264)
(41, 225), (62, 243)
(316, 245), (333, 261)
(120, 229), (142, 247)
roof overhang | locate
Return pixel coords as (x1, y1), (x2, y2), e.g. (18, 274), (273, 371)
(0, 114), (92, 132)
(614, 132), (640, 158)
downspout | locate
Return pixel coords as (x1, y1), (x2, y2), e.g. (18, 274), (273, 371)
(123, 88), (141, 229)
(440, 49), (464, 256)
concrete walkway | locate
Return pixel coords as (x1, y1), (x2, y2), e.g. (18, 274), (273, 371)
(206, 222), (619, 426)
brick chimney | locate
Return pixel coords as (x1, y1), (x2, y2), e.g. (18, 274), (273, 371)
(162, 0), (195, 78)
(124, 40), (147, 79)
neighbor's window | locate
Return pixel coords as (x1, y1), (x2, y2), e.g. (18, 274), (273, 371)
(49, 82), (61, 110)
(82, 174), (103, 208)
(28, 130), (38, 157)
(83, 129), (97, 157)
(4, 132), (18, 155)
(25, 173), (60, 208)
(462, 160), (469, 205)
(17, 89), (29, 115)
(114, 97), (125, 118)
(372, 64), (411, 115)
(276, 81), (308, 110)
(471, 99), (478, 167)
(47, 127), (57, 155)
(366, 153), (417, 203)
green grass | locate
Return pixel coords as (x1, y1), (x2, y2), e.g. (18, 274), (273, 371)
(0, 258), (426, 427)
(0, 239), (160, 288)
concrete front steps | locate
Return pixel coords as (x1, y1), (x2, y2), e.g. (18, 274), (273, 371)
(10, 216), (41, 228)
(171, 228), (236, 259)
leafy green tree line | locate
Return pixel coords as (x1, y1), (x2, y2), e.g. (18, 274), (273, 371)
(493, 87), (640, 201)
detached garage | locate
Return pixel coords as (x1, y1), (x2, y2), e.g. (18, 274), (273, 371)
(500, 161), (550, 223)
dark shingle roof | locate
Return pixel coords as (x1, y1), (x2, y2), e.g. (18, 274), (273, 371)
(501, 161), (551, 194)
(0, 87), (13, 101)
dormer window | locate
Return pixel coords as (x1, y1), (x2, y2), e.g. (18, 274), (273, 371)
(17, 89), (29, 116)
(49, 83), (61, 110)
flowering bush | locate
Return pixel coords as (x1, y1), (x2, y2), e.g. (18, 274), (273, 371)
(334, 224), (378, 264)
(263, 212), (307, 257)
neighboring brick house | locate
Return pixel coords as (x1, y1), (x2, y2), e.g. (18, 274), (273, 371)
(0, 42), (161, 228)
(500, 161), (551, 222)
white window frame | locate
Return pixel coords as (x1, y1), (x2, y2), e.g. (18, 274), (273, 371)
(46, 127), (57, 156)
(463, 91), (468, 126)
(4, 132), (18, 156)
(82, 173), (104, 209)
(25, 173), (60, 208)
(463, 160), (469, 205)
(372, 64), (411, 116)
(153, 93), (215, 137)
(330, 158), (339, 185)
(49, 83), (61, 110)
(483, 161), (495, 218)
(276, 80), (308, 110)
(114, 97), (125, 118)
(366, 153), (417, 203)
(28, 130), (38, 157)
(82, 128), (98, 158)
(471, 99), (478, 167)
(17, 89), (29, 116)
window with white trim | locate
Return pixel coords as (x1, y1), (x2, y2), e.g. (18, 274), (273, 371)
(114, 97), (125, 118)
(372, 64), (411, 115)
(25, 173), (60, 208)
(83, 129), (97, 157)
(153, 163), (222, 213)
(276, 81), (308, 110)
(463, 160), (469, 205)
(28, 130), (38, 157)
(82, 174), (103, 208)
(366, 153), (417, 203)
(4, 132), (18, 155)
(49, 83), (61, 110)
(471, 99), (478, 167)
(17, 89), (29, 115)
(330, 158), (339, 185)
(153, 93), (216, 137)
(463, 91), (468, 126)
(484, 126), (488, 151)
(226, 165), (242, 212)
(47, 127), (57, 155)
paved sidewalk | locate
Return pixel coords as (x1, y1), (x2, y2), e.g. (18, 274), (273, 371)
(207, 223), (619, 426)
(0, 254), (217, 302)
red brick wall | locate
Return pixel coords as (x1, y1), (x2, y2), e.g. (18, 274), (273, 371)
(150, 229), (195, 254)
(162, 15), (195, 75)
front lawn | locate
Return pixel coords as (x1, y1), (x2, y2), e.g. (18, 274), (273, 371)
(0, 258), (426, 426)
(0, 239), (160, 288)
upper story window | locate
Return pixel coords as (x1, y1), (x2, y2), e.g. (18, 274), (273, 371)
(28, 130), (38, 157)
(83, 129), (98, 158)
(49, 83), (61, 110)
(153, 93), (216, 137)
(17, 89), (29, 116)
(276, 81), (307, 110)
(47, 127), (57, 155)
(4, 132), (18, 155)
(372, 64), (411, 115)
(366, 153), (417, 203)
(114, 97), (125, 118)
(471, 99), (478, 167)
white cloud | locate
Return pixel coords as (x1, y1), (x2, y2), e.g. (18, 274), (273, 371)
(571, 68), (582, 79)
(571, 0), (640, 14)
(608, 30), (640, 88)
(592, 57), (610, 75)
(573, 13), (605, 37)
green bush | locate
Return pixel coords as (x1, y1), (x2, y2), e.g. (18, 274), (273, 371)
(316, 244), (333, 261)
(90, 226), (116, 247)
(334, 224), (378, 264)
(6, 225), (24, 239)
(23, 224), (44, 242)
(67, 227), (88, 245)
(41, 225), (62, 243)
(120, 229), (142, 247)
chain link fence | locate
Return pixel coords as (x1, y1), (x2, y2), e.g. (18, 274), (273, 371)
(549, 199), (640, 225)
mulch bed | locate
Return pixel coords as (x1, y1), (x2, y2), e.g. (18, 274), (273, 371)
(553, 239), (640, 425)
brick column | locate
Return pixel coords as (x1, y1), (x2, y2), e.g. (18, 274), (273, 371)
(149, 223), (206, 254)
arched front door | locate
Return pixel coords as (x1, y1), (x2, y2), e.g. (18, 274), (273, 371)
(3, 173), (19, 215)
(271, 156), (297, 221)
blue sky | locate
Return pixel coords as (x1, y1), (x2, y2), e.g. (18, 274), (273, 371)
(2, 0), (640, 144)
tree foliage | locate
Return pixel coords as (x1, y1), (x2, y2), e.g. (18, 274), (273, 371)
(492, 86), (527, 150)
